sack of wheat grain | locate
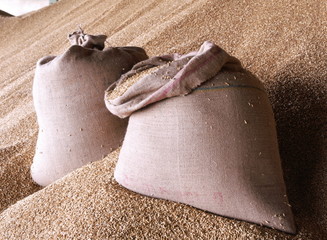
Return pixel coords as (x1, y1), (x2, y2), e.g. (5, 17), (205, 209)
(105, 41), (296, 234)
(31, 30), (148, 187)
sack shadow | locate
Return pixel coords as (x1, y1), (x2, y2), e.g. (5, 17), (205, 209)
(266, 70), (327, 237)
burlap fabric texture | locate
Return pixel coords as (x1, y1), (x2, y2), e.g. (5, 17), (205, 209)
(105, 41), (296, 234)
(31, 31), (148, 186)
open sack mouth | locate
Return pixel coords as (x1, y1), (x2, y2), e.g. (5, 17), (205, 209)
(107, 64), (168, 100)
(105, 41), (243, 119)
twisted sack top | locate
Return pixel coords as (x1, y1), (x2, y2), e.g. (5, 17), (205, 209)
(68, 27), (107, 50)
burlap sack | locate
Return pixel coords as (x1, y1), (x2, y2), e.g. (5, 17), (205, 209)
(31, 31), (148, 187)
(105, 42), (296, 233)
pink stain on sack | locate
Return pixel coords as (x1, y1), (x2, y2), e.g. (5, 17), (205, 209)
(145, 46), (222, 105)
(183, 191), (193, 197)
(120, 173), (136, 188)
(120, 174), (131, 187)
(212, 192), (224, 203)
(159, 186), (171, 195)
(119, 175), (224, 204)
(142, 183), (156, 193)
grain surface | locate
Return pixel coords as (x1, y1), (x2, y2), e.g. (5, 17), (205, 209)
(0, 0), (326, 239)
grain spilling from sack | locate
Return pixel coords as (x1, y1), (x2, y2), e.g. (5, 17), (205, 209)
(30, 31), (148, 186)
(105, 41), (296, 233)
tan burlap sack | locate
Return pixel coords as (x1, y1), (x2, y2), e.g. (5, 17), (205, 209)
(105, 41), (296, 233)
(31, 31), (148, 187)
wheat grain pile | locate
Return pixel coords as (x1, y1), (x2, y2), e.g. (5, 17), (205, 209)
(0, 0), (326, 239)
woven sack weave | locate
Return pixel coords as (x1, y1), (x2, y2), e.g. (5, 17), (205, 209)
(31, 31), (148, 186)
(105, 41), (296, 233)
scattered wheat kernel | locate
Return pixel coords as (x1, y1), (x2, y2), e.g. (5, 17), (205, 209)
(248, 102), (252, 106)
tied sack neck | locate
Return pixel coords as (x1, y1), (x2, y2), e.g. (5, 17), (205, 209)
(105, 41), (242, 118)
(68, 27), (107, 50)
